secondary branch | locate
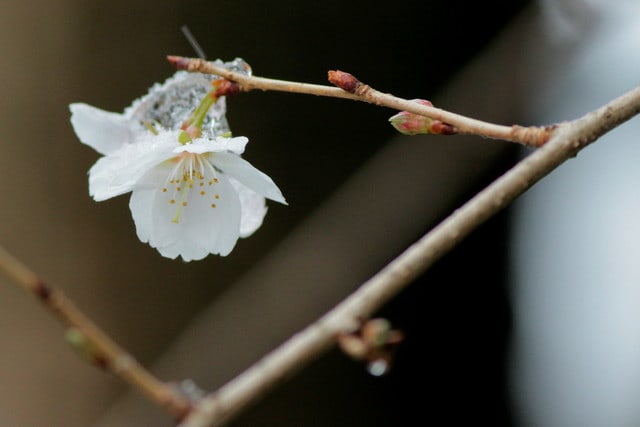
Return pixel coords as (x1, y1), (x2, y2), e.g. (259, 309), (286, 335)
(179, 84), (640, 427)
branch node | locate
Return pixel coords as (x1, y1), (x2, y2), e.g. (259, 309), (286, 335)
(34, 278), (51, 301)
(512, 124), (556, 147)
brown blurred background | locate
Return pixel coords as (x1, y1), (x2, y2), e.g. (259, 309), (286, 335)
(0, 1), (530, 426)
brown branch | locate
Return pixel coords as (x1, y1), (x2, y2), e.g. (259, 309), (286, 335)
(178, 85), (640, 427)
(166, 56), (551, 146)
(0, 245), (192, 421)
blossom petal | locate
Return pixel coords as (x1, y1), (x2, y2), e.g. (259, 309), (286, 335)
(130, 185), (209, 261)
(157, 241), (209, 261)
(183, 173), (241, 257)
(71, 68), (283, 261)
(229, 178), (268, 237)
(130, 159), (242, 261)
(88, 133), (176, 201)
(211, 136), (248, 154)
(211, 152), (287, 204)
(129, 188), (154, 244)
(173, 136), (248, 155)
(70, 103), (138, 155)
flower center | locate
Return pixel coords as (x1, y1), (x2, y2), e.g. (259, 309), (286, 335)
(163, 152), (221, 223)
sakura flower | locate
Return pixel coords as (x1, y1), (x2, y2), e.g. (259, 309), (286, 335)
(70, 64), (286, 261)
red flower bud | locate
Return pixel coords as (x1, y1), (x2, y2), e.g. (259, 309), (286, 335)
(389, 99), (456, 136)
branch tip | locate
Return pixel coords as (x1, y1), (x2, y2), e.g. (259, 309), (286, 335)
(167, 55), (191, 71)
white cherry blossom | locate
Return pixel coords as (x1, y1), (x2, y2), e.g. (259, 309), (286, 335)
(70, 69), (286, 261)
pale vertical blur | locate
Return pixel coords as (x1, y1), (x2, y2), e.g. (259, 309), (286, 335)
(511, 1), (640, 426)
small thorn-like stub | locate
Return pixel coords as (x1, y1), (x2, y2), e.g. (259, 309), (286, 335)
(167, 55), (191, 70)
(389, 99), (457, 136)
(328, 70), (360, 93)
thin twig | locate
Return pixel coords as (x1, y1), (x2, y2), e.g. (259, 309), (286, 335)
(0, 245), (192, 420)
(166, 56), (551, 146)
(179, 85), (640, 427)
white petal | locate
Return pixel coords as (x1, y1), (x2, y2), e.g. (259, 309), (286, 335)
(129, 189), (154, 243)
(157, 243), (209, 262)
(229, 178), (268, 237)
(70, 103), (138, 155)
(173, 136), (248, 155)
(183, 174), (241, 257)
(211, 136), (248, 154)
(136, 183), (209, 261)
(130, 159), (242, 260)
(211, 152), (287, 204)
(88, 133), (176, 201)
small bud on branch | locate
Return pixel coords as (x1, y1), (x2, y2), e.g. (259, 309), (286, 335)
(337, 318), (404, 376)
(389, 99), (457, 135)
(66, 328), (109, 369)
(168, 55), (551, 146)
(327, 70), (361, 94)
(211, 79), (241, 97)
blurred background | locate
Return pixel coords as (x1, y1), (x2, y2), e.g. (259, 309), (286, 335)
(2, 1), (639, 426)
